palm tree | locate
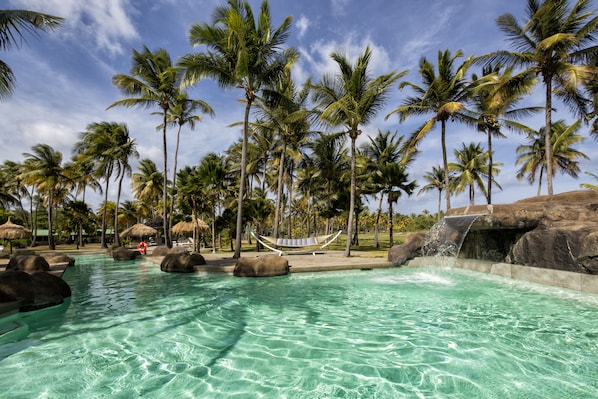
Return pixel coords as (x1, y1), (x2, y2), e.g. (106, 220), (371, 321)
(581, 172), (598, 190)
(258, 70), (311, 239)
(20, 144), (68, 250)
(387, 49), (473, 211)
(163, 91), (214, 239)
(469, 64), (540, 204)
(74, 122), (135, 248)
(179, 0), (298, 258)
(486, 0), (598, 196)
(109, 124), (138, 247)
(66, 154), (102, 203)
(109, 45), (179, 247)
(418, 166), (454, 221)
(63, 199), (93, 249)
(0, 9), (63, 99)
(360, 129), (407, 247)
(131, 158), (164, 219)
(449, 142), (502, 206)
(516, 119), (588, 195)
(371, 162), (416, 246)
(312, 47), (406, 256)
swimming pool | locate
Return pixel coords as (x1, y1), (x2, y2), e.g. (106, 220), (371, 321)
(0, 254), (596, 398)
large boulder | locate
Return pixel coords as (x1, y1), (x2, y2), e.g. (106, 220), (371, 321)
(151, 246), (189, 257)
(233, 255), (289, 277)
(0, 270), (71, 311)
(388, 232), (426, 266)
(111, 247), (138, 261)
(6, 255), (50, 274)
(160, 253), (205, 273)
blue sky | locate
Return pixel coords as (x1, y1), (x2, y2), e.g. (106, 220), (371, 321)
(2, 0), (597, 215)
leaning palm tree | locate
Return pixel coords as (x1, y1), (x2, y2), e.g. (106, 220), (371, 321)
(516, 119), (589, 195)
(485, 0), (598, 196)
(20, 144), (69, 250)
(109, 45), (179, 247)
(387, 49), (474, 211)
(179, 0), (298, 258)
(163, 91), (214, 238)
(469, 64), (540, 204)
(312, 47), (406, 257)
(0, 9), (63, 99)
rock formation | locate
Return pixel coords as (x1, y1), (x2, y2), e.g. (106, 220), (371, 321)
(389, 190), (598, 274)
(160, 253), (206, 273)
(233, 255), (289, 277)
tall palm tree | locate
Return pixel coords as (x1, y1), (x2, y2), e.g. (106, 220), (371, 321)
(449, 142), (502, 205)
(0, 9), (63, 99)
(20, 144), (68, 250)
(258, 70), (311, 239)
(312, 47), (405, 256)
(109, 124), (138, 247)
(163, 91), (214, 238)
(469, 64), (540, 204)
(179, 0), (297, 258)
(387, 49), (473, 212)
(486, 0), (598, 196)
(74, 122), (135, 248)
(109, 45), (179, 247)
(516, 119), (588, 195)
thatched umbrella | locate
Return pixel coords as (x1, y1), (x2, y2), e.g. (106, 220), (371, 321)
(172, 217), (208, 251)
(0, 217), (31, 254)
(119, 223), (157, 240)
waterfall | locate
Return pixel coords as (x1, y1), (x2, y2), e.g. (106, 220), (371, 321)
(422, 214), (483, 257)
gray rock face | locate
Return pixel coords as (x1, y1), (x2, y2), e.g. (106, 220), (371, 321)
(233, 255), (289, 277)
(160, 253), (206, 273)
(447, 190), (598, 274)
(388, 232), (425, 266)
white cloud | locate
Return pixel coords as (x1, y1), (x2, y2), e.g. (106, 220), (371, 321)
(8, 0), (139, 56)
(296, 15), (310, 39)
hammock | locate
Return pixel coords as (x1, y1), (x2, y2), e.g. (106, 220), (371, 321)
(251, 230), (343, 256)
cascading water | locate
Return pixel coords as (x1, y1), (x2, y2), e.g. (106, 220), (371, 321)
(422, 214), (483, 258)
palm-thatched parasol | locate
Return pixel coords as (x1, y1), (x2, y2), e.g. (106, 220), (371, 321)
(0, 217), (31, 254)
(119, 223), (157, 240)
(172, 218), (209, 235)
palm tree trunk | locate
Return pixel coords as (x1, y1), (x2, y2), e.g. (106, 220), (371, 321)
(437, 189), (442, 221)
(441, 120), (451, 210)
(101, 177), (110, 249)
(162, 113), (170, 248)
(544, 77), (553, 196)
(273, 144), (286, 240)
(374, 194), (383, 248)
(169, 124), (183, 244)
(234, 98), (253, 258)
(114, 172), (125, 247)
(487, 129), (492, 204)
(388, 198), (394, 247)
(47, 192), (55, 250)
(344, 134), (357, 257)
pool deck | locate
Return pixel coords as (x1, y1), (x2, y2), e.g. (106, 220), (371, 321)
(145, 250), (393, 273)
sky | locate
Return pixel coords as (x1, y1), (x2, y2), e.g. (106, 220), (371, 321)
(2, 0), (597, 216)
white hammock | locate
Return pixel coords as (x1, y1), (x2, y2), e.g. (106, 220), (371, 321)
(251, 230), (342, 256)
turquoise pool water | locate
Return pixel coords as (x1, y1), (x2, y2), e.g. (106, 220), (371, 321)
(0, 254), (596, 398)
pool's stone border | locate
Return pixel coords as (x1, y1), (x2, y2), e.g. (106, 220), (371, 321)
(406, 256), (598, 294)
